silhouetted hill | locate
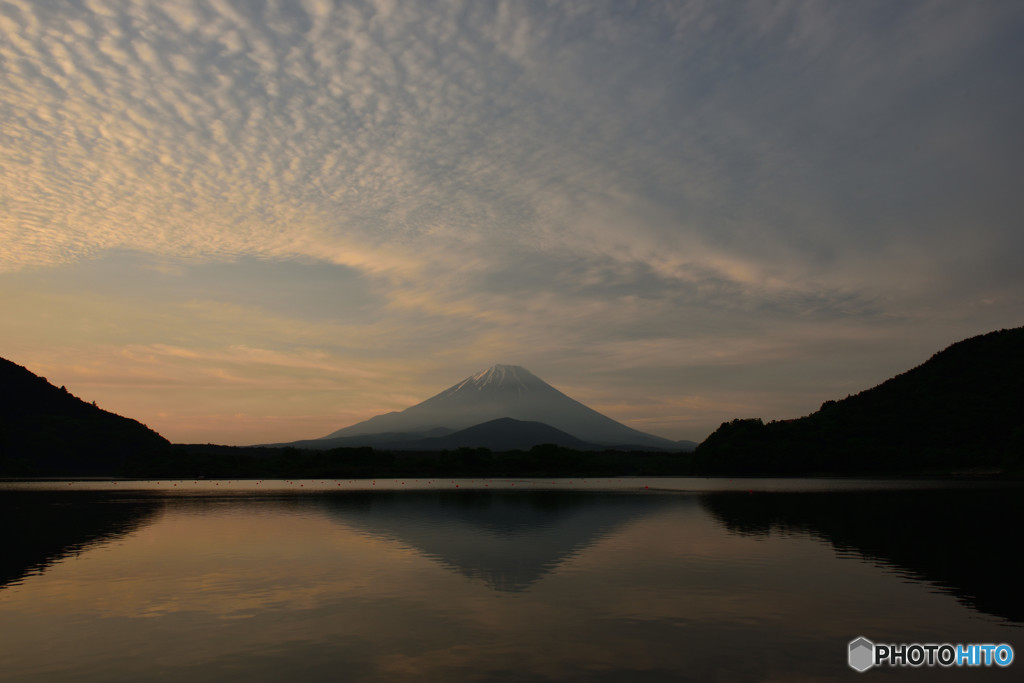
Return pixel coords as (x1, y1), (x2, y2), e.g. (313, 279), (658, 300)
(696, 327), (1024, 474)
(0, 358), (170, 475)
(279, 414), (692, 453)
(396, 417), (600, 451)
(278, 427), (455, 451)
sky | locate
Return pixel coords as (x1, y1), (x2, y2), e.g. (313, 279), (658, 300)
(2, 0), (1022, 446)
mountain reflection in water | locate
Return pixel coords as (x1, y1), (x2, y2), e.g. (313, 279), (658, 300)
(318, 490), (681, 591)
(0, 481), (1019, 682)
(2, 484), (1020, 627)
(0, 491), (161, 590)
(701, 487), (1024, 624)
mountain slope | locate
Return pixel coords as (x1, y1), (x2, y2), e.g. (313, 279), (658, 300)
(0, 357), (170, 474)
(319, 364), (679, 450)
(696, 327), (1024, 473)
(392, 418), (600, 452)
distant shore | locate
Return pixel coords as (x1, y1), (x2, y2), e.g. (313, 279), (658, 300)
(1, 443), (1017, 482)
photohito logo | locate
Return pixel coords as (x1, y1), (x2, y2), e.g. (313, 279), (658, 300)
(848, 637), (1014, 672)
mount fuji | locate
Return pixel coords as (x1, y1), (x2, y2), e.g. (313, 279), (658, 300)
(289, 365), (691, 451)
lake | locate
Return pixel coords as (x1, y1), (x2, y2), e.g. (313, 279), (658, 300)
(0, 478), (1020, 681)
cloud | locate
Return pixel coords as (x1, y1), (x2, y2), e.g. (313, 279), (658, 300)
(4, 1), (1017, 281)
(1, 0), (1022, 441)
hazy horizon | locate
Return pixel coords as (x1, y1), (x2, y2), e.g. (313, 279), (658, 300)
(2, 1), (1022, 445)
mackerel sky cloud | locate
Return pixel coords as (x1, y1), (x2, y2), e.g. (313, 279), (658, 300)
(2, 0), (1022, 444)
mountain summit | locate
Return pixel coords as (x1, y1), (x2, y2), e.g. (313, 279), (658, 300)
(440, 364), (550, 395)
(318, 364), (678, 450)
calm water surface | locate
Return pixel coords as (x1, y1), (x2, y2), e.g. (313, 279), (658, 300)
(0, 478), (1020, 681)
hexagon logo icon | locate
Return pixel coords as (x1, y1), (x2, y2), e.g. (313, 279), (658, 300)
(849, 637), (875, 672)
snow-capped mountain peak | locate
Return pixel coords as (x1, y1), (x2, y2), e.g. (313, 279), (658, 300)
(318, 364), (678, 449)
(444, 364), (544, 395)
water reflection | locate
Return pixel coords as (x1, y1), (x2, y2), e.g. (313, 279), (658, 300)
(318, 491), (680, 591)
(701, 487), (1024, 624)
(0, 491), (161, 589)
(0, 482), (1020, 682)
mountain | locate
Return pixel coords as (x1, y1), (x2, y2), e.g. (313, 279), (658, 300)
(389, 418), (600, 452)
(695, 327), (1024, 474)
(284, 417), (599, 452)
(0, 357), (170, 475)
(312, 364), (681, 451)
